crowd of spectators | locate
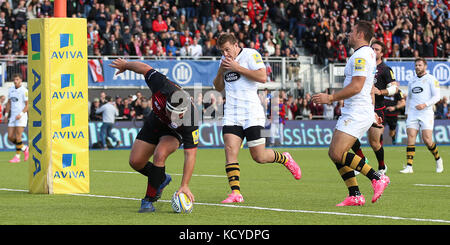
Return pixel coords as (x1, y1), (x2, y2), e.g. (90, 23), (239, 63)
(89, 90), (152, 121)
(88, 87), (360, 124)
(0, 0), (448, 66)
(0, 0), (447, 122)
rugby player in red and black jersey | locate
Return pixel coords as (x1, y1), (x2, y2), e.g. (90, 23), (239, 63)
(110, 58), (199, 213)
(351, 40), (398, 174)
(384, 88), (406, 145)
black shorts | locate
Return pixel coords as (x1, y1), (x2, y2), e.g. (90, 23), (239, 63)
(136, 113), (198, 149)
(222, 125), (265, 147)
(136, 114), (182, 146)
(375, 106), (385, 123)
(384, 115), (398, 130)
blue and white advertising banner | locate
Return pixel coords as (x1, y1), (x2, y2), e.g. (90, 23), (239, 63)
(85, 59), (449, 88)
(386, 61), (450, 86)
(88, 59), (220, 87)
(89, 119), (450, 148)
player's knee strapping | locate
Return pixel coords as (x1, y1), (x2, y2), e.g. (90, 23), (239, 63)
(427, 143), (440, 161)
(342, 152), (379, 181)
(225, 163), (240, 194)
(406, 145), (415, 166)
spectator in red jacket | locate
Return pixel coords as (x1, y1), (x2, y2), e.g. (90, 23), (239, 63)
(152, 14), (168, 33)
(337, 42), (347, 62)
(180, 29), (193, 47)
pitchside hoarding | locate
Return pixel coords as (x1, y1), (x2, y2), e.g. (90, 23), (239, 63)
(87, 120), (450, 147)
(3, 120), (449, 151)
(88, 60), (220, 87)
(385, 61), (450, 86)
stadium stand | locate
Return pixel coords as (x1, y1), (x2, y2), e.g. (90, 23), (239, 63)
(0, 0), (448, 122)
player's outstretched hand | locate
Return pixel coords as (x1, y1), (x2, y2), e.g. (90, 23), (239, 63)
(109, 58), (127, 75)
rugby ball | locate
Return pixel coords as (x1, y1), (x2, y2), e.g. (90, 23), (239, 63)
(171, 192), (193, 213)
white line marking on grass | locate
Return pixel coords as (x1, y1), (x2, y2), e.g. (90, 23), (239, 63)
(93, 170), (226, 178)
(1, 188), (449, 224)
(414, 184), (450, 188)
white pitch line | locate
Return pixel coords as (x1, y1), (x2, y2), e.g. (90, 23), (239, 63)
(93, 170), (226, 178)
(1, 188), (449, 224)
(414, 184), (450, 188)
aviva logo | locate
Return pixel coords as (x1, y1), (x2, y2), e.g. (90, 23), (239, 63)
(61, 113), (75, 128)
(62, 153), (76, 168)
(53, 113), (84, 140)
(31, 33), (40, 60)
(54, 153), (85, 179)
(51, 33), (83, 59)
(60, 33), (74, 48)
(52, 73), (84, 100)
(61, 73), (74, 88)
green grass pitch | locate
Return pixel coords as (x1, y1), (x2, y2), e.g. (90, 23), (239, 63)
(0, 146), (449, 225)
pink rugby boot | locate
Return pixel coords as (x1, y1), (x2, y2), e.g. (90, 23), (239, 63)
(282, 152), (302, 180)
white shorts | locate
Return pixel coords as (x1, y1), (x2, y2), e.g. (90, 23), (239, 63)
(223, 110), (266, 129)
(406, 111), (434, 130)
(335, 109), (373, 139)
(223, 116), (266, 129)
(8, 113), (28, 127)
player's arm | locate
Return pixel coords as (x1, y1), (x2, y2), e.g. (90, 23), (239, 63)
(16, 101), (28, 120)
(396, 97), (406, 110)
(424, 79), (440, 107)
(379, 68), (398, 96)
(177, 147), (197, 202)
(312, 76), (366, 104)
(222, 57), (267, 83)
(237, 66), (267, 83)
(213, 64), (226, 92)
(405, 82), (412, 115)
(371, 85), (376, 106)
(4, 99), (10, 123)
(109, 58), (153, 75)
(376, 81), (398, 96)
(23, 100), (28, 113)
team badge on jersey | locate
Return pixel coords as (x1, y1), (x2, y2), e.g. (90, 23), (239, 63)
(252, 53), (263, 64)
(354, 58), (366, 71)
(434, 80), (440, 88)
